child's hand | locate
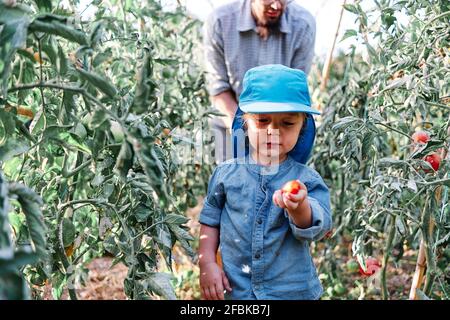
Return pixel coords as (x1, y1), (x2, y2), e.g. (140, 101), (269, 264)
(200, 262), (232, 300)
(273, 180), (308, 212)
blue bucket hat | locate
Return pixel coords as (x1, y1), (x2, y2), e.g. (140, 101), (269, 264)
(231, 64), (319, 164)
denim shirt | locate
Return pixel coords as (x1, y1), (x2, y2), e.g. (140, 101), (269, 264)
(199, 155), (332, 300)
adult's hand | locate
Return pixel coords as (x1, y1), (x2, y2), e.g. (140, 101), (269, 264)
(211, 90), (238, 129)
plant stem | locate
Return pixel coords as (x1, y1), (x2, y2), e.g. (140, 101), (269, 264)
(423, 178), (450, 187)
(62, 158), (93, 178)
(133, 220), (165, 240)
(381, 215), (396, 300)
(425, 101), (450, 111)
(37, 38), (46, 111)
(374, 122), (411, 139)
(56, 205), (77, 300)
(423, 189), (438, 295)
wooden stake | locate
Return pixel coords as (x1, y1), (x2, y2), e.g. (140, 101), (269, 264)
(409, 239), (427, 299)
(320, 0), (347, 91)
(409, 189), (439, 299)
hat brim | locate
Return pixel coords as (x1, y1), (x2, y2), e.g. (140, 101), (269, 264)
(239, 102), (321, 115)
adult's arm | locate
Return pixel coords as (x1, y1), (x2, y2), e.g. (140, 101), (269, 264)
(203, 13), (238, 128)
(211, 90), (238, 129)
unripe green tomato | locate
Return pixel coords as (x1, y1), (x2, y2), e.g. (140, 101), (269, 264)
(29, 273), (46, 286)
(110, 120), (124, 143)
(333, 283), (346, 296)
(346, 260), (360, 273)
(162, 68), (173, 79)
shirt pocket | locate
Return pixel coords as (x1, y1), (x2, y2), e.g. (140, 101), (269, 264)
(268, 206), (287, 228)
(224, 180), (254, 221)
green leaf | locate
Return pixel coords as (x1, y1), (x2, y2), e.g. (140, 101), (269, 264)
(0, 139), (29, 162)
(103, 235), (119, 256)
(155, 225), (172, 249)
(2, 157), (22, 178)
(343, 4), (359, 14)
(395, 216), (407, 237)
(76, 68), (117, 98)
(332, 116), (361, 131)
(168, 224), (194, 242)
(164, 214), (189, 225)
(341, 29), (357, 42)
(0, 172), (13, 257)
(407, 179), (417, 192)
(0, 109), (16, 137)
(0, 3), (31, 97)
(42, 124), (73, 140)
(379, 158), (406, 168)
(145, 272), (176, 300)
(29, 15), (88, 45)
(410, 140), (444, 159)
(89, 22), (104, 49)
(8, 183), (47, 258)
(365, 42), (378, 62)
(114, 141), (134, 180)
(136, 139), (166, 196)
(34, 0), (52, 12)
(0, 252), (38, 275)
(57, 45), (68, 76)
(92, 48), (112, 68)
(89, 109), (108, 129)
(42, 37), (58, 65)
(62, 218), (75, 247)
(361, 132), (374, 159)
(131, 52), (156, 114)
(60, 91), (76, 123)
(154, 58), (178, 66)
(0, 272), (29, 299)
(134, 205), (151, 223)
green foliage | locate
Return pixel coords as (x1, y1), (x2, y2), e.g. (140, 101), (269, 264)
(0, 172), (45, 299)
(0, 0), (211, 300)
(311, 0), (449, 299)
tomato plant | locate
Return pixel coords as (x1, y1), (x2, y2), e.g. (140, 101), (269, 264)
(0, 0), (213, 300)
(311, 0), (449, 300)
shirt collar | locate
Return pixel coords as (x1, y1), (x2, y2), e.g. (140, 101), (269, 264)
(237, 0), (291, 34)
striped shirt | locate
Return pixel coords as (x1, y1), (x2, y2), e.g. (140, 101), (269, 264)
(203, 0), (316, 99)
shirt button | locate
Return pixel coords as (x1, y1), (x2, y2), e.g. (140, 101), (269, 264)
(257, 218), (263, 224)
(255, 253), (261, 259)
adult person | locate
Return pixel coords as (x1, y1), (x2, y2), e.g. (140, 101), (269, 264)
(203, 0), (316, 163)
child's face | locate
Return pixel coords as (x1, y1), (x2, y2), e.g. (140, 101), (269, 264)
(245, 113), (304, 163)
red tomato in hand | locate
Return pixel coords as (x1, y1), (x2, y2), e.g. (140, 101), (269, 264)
(424, 153), (441, 171)
(358, 257), (381, 276)
(412, 131), (430, 144)
(281, 180), (302, 195)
